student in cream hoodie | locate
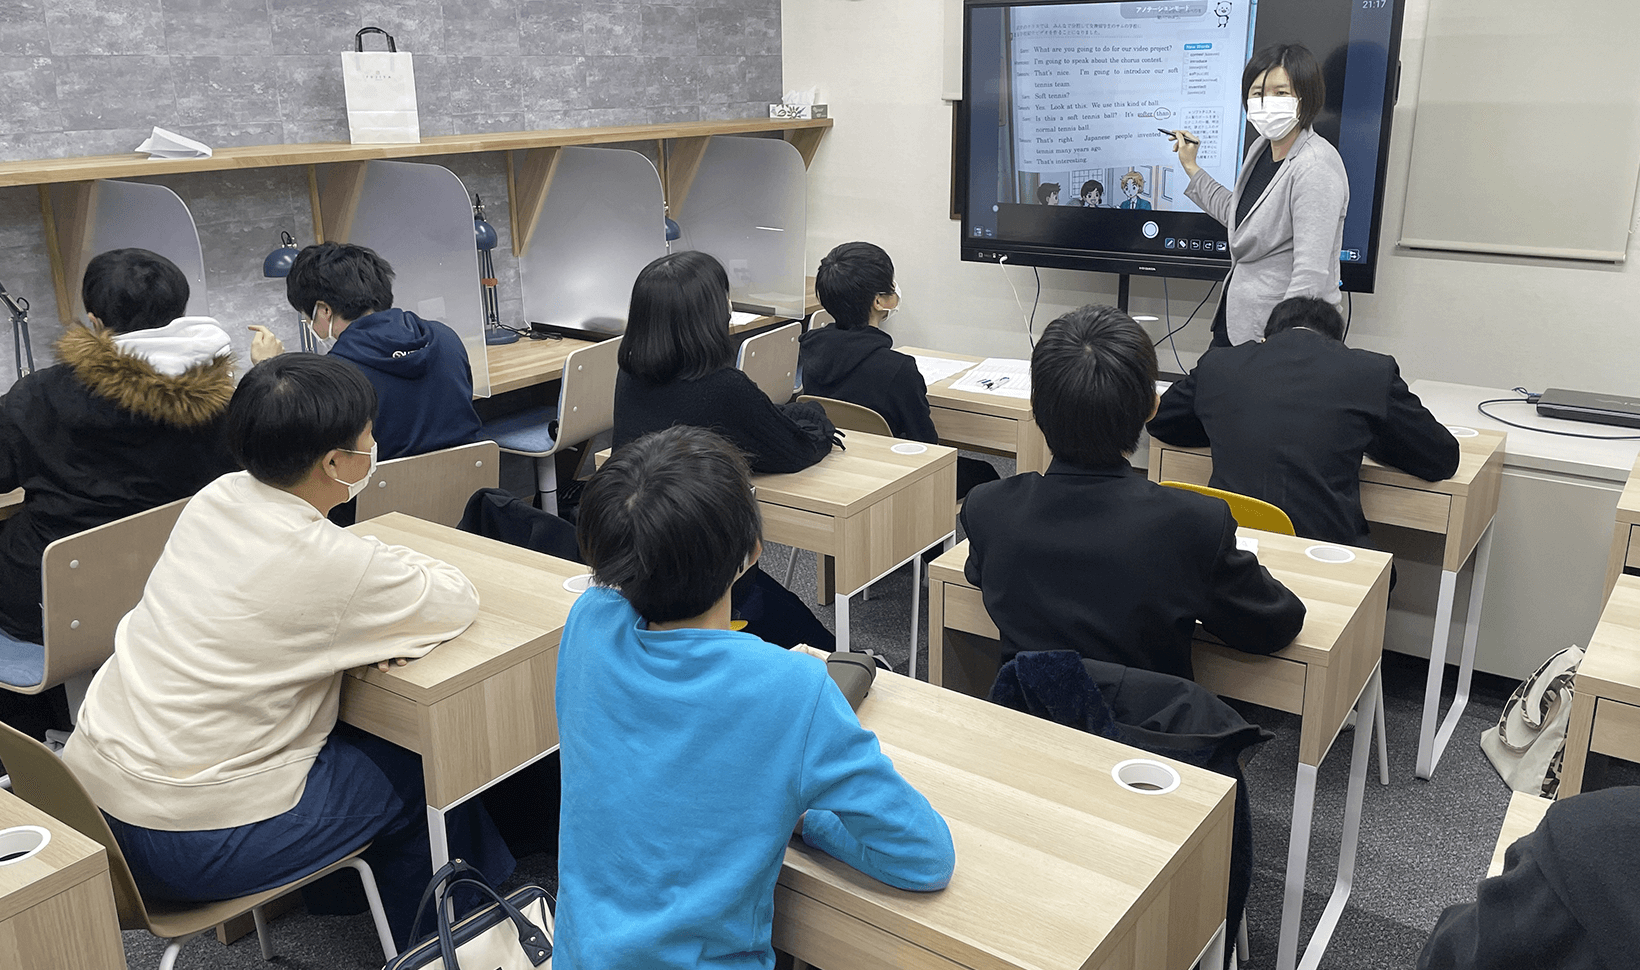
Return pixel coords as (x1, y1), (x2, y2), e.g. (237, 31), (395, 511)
(0, 248), (237, 740)
(63, 354), (513, 947)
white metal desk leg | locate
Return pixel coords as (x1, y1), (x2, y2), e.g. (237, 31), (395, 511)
(1296, 664), (1381, 970)
(836, 589), (851, 654)
(428, 804), (451, 872)
(1194, 919), (1227, 970)
(909, 556), (922, 679)
(1275, 762), (1318, 970)
(1415, 568), (1460, 779)
(1417, 521), (1495, 779)
(1375, 678), (1389, 786)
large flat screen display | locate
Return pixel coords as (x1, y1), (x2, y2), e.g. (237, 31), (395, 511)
(961, 0), (1404, 291)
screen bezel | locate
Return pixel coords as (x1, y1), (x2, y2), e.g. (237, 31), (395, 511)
(958, 0), (1405, 293)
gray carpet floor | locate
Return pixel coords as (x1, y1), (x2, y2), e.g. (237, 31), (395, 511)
(118, 451), (1594, 968)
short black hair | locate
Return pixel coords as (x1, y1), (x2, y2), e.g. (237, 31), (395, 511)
(1031, 305), (1158, 468)
(1080, 180), (1104, 203)
(1264, 296), (1344, 341)
(81, 248), (189, 334)
(577, 425), (762, 624)
(1036, 182), (1061, 204)
(285, 242), (395, 322)
(618, 251), (733, 384)
(815, 241), (895, 331)
(1243, 43), (1325, 131)
(226, 355), (378, 488)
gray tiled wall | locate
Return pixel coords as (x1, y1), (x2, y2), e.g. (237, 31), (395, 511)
(0, 0), (782, 390)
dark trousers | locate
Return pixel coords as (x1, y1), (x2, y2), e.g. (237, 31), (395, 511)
(103, 725), (515, 947)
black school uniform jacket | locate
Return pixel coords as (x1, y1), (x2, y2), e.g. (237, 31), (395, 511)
(613, 366), (836, 474)
(1147, 327), (1460, 547)
(960, 460), (1305, 680)
(0, 326), (238, 643)
(1419, 786), (1640, 970)
(797, 325), (939, 443)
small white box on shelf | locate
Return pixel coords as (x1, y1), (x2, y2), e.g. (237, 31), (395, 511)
(768, 103), (828, 120)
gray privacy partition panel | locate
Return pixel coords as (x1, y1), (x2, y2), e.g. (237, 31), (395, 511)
(330, 160), (491, 397)
(518, 147), (667, 336)
(84, 180), (208, 318)
(674, 136), (808, 319)
(1399, 0), (1640, 262)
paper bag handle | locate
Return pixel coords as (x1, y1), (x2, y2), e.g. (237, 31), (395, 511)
(355, 26), (397, 52)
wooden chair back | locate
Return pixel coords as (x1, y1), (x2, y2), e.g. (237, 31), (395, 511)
(796, 395), (893, 437)
(356, 440), (501, 527)
(554, 336), (623, 450)
(1160, 481), (1297, 536)
(736, 322), (801, 404)
(37, 497), (188, 694)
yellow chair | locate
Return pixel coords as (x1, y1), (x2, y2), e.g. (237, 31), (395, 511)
(1161, 481), (1296, 535)
(1162, 479), (1390, 789)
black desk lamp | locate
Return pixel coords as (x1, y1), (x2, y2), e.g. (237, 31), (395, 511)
(0, 281), (34, 381)
(475, 196), (518, 346)
(263, 231), (315, 352)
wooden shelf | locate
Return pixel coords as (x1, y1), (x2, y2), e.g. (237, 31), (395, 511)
(0, 118), (834, 189)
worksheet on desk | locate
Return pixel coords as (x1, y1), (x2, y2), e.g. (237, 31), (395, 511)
(913, 355), (978, 387)
(948, 358), (1032, 398)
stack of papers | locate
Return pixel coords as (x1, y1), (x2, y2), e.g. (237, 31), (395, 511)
(729, 311), (767, 329)
(949, 357), (1031, 398)
(912, 355), (976, 387)
(135, 126), (212, 159)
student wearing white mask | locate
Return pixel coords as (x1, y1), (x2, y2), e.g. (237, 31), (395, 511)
(1166, 44), (1349, 347)
(64, 353), (513, 950)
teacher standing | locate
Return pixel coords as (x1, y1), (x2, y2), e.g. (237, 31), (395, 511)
(1170, 44), (1348, 347)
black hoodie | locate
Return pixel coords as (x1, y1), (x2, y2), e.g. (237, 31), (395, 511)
(1419, 786), (1640, 970)
(797, 325), (939, 444)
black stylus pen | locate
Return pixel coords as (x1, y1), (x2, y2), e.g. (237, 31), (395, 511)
(1159, 128), (1199, 144)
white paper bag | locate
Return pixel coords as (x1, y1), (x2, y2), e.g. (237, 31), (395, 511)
(341, 27), (420, 145)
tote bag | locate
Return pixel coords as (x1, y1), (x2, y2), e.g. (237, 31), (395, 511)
(1480, 645), (1584, 798)
(386, 860), (554, 970)
(342, 27), (421, 145)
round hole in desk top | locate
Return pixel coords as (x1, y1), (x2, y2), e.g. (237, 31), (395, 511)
(562, 573), (595, 594)
(1111, 759), (1181, 795)
(1305, 544), (1356, 564)
(890, 442), (928, 455)
(1446, 426), (1479, 438)
(0, 825), (50, 865)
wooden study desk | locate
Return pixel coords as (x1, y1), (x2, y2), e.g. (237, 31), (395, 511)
(1560, 573), (1640, 796)
(896, 347), (1051, 475)
(597, 432), (957, 654)
(1488, 792), (1551, 878)
(773, 674), (1236, 970)
(0, 489), (20, 522)
(0, 788), (125, 969)
(1603, 454), (1640, 603)
(486, 278), (821, 395)
(1148, 428), (1505, 780)
(927, 531), (1392, 970)
(338, 513), (586, 869)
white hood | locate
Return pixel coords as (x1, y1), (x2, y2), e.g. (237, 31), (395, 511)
(109, 316), (233, 377)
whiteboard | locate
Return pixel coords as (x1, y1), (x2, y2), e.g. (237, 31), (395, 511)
(1399, 0), (1640, 262)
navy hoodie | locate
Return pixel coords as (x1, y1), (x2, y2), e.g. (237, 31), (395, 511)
(328, 308), (484, 460)
(797, 325), (938, 443)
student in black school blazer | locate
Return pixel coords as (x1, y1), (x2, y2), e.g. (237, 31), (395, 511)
(961, 305), (1305, 681)
(1147, 296), (1460, 549)
(802, 242), (999, 497)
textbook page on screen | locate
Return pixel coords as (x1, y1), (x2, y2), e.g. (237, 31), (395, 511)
(1008, 1), (1251, 214)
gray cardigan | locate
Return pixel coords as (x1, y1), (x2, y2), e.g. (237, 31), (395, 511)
(1185, 127), (1349, 345)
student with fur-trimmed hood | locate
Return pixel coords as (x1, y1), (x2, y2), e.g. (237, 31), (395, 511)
(0, 249), (238, 737)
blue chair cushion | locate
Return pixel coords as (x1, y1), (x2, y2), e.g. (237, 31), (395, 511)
(0, 629), (45, 689)
(482, 405), (560, 456)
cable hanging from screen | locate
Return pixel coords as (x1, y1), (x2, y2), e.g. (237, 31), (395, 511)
(1476, 391), (1640, 440)
(1153, 278), (1218, 362)
(997, 256), (1041, 349)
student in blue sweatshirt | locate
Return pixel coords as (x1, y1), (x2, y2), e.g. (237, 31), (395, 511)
(555, 425), (955, 970)
(248, 242), (483, 461)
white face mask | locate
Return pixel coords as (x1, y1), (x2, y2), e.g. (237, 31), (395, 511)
(1246, 95), (1301, 141)
(879, 283), (902, 324)
(332, 443), (378, 500)
(307, 305), (335, 352)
